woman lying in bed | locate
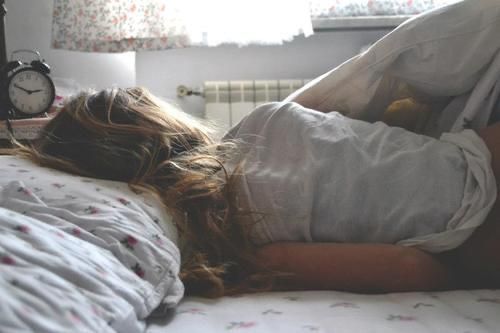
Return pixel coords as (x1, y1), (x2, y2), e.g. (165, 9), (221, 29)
(8, 87), (500, 298)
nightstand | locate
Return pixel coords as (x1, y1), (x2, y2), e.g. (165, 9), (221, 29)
(0, 116), (54, 148)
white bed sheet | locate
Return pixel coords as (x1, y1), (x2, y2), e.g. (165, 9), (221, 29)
(146, 289), (500, 332)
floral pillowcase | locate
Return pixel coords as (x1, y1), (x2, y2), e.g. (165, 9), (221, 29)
(0, 155), (183, 331)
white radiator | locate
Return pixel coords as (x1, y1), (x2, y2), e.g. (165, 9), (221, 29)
(204, 79), (310, 136)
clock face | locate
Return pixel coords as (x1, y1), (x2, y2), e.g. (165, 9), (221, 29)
(7, 68), (55, 116)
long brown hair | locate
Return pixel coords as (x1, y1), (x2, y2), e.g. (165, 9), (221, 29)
(10, 87), (275, 297)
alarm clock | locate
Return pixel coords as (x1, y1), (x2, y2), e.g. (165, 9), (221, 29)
(1, 50), (55, 120)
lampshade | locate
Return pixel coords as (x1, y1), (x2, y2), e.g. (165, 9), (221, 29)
(51, 0), (190, 52)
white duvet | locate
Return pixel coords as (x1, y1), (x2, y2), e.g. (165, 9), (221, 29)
(288, 0), (500, 136)
(0, 156), (183, 333)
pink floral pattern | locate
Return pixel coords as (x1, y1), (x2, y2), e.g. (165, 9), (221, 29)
(226, 321), (257, 330)
(122, 235), (139, 250)
(14, 225), (30, 233)
(117, 197), (131, 206)
(72, 227), (82, 236)
(1, 256), (16, 265)
(168, 290), (500, 332)
(131, 263), (146, 278)
(310, 0), (458, 17)
(84, 206), (99, 214)
(52, 0), (190, 52)
(0, 155), (183, 331)
(3, 173), (173, 284)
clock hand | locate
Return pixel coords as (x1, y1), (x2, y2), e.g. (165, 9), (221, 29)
(13, 85), (44, 94)
(14, 84), (32, 94)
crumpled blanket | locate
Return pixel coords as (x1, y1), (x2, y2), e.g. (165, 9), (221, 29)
(0, 156), (183, 333)
(288, 0), (500, 136)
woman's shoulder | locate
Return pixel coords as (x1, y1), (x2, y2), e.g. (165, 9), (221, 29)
(242, 101), (304, 122)
(221, 102), (283, 141)
(223, 102), (338, 141)
(250, 101), (329, 118)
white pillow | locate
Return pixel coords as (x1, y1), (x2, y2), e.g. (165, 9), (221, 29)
(0, 155), (183, 332)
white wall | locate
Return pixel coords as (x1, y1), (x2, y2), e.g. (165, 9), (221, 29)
(4, 0), (135, 89)
(136, 30), (389, 116)
(4, 0), (390, 116)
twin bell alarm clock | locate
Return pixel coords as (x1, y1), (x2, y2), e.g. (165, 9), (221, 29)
(0, 49), (55, 120)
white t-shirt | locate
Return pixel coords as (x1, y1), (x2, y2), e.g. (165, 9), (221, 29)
(222, 102), (496, 253)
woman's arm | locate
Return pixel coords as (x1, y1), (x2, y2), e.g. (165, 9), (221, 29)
(256, 242), (456, 293)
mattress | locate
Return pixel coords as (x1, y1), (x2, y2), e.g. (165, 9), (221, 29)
(146, 289), (500, 332)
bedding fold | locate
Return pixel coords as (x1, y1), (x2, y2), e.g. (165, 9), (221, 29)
(0, 156), (184, 333)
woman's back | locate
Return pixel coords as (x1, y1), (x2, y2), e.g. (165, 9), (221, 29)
(223, 102), (494, 253)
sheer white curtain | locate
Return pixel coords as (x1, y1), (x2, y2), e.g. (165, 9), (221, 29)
(51, 0), (313, 52)
(179, 0), (313, 47)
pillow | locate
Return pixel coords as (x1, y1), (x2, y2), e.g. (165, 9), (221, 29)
(0, 155), (183, 332)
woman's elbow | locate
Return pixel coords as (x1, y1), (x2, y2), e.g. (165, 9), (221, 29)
(396, 248), (455, 292)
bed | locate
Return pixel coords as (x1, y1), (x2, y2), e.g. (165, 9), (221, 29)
(1, 153), (499, 332)
(147, 290), (500, 333)
(2, 1), (500, 332)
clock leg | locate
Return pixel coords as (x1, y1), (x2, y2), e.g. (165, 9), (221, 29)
(0, 0), (6, 70)
(0, 0), (7, 118)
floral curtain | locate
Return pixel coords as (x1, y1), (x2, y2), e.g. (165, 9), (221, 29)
(51, 0), (190, 52)
(309, 0), (461, 18)
(51, 0), (313, 52)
